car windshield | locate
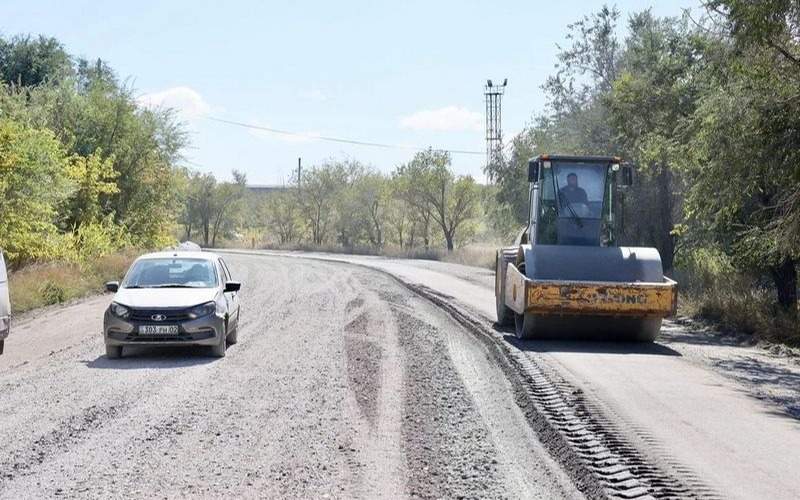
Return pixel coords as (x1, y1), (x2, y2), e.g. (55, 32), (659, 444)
(122, 258), (218, 289)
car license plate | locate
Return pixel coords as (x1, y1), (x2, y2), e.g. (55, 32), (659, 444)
(139, 325), (179, 335)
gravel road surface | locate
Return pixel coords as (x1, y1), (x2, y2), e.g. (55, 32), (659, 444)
(226, 249), (800, 500)
(0, 254), (580, 499)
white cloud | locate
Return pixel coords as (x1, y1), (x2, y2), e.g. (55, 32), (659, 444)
(137, 86), (211, 119)
(400, 106), (482, 132)
(299, 88), (327, 102)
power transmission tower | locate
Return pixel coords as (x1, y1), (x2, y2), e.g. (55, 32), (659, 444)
(484, 78), (507, 180)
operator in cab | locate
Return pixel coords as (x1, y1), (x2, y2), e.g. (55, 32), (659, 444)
(559, 173), (588, 205)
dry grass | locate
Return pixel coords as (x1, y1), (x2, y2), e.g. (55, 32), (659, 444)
(440, 244), (497, 270)
(675, 252), (800, 347)
(8, 251), (138, 314)
(678, 287), (800, 346)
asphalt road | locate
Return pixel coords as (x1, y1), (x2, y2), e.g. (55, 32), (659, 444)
(0, 254), (580, 499)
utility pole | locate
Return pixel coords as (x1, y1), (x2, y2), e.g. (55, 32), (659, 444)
(297, 157), (302, 186)
(484, 78), (507, 182)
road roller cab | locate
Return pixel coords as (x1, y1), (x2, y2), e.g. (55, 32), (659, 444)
(495, 155), (677, 341)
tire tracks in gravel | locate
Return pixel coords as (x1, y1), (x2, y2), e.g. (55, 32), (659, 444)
(2, 252), (580, 498)
(221, 250), (723, 499)
(402, 283), (720, 500)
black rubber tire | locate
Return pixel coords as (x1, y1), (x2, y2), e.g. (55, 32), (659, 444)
(495, 253), (514, 326)
(105, 345), (122, 359)
(211, 326), (227, 358)
(226, 324), (238, 345)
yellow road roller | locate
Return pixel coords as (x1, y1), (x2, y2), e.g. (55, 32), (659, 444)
(495, 155), (677, 341)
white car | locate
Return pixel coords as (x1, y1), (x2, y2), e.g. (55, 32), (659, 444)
(0, 251), (10, 355)
(103, 251), (241, 358)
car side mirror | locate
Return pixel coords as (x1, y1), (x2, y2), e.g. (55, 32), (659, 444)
(528, 160), (539, 183)
(224, 281), (241, 293)
(621, 164), (633, 187)
(105, 281), (119, 293)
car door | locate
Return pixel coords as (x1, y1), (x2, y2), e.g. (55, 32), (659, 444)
(218, 258), (239, 329)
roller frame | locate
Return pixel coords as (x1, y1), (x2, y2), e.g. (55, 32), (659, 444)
(503, 262), (677, 319)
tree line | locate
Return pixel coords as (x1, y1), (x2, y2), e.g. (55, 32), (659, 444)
(0, 34), (186, 267)
(180, 151), (484, 253)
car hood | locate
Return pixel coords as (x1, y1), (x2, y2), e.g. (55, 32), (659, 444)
(113, 287), (219, 309)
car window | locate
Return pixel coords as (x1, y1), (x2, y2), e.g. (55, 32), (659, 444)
(123, 258), (218, 288)
(0, 252), (6, 283)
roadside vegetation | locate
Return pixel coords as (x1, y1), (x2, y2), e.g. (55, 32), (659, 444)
(0, 35), (186, 311)
(193, 151), (489, 252)
(0, 1), (797, 344)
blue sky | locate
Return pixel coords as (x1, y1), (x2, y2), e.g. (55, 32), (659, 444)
(2, 0), (699, 184)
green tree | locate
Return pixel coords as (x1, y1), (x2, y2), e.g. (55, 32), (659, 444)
(264, 191), (300, 245)
(683, 42), (799, 310)
(298, 161), (352, 245)
(606, 12), (705, 271)
(395, 149), (480, 251)
(62, 152), (119, 229)
(210, 170), (247, 247)
(0, 35), (72, 86)
(0, 119), (72, 265)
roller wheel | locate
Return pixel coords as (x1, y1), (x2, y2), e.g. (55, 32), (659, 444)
(514, 312), (537, 340)
(632, 318), (662, 342)
(495, 253), (514, 326)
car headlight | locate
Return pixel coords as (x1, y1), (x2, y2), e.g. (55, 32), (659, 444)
(110, 302), (130, 319)
(188, 301), (217, 319)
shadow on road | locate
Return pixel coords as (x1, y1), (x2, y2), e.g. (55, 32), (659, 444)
(84, 345), (218, 369)
(491, 324), (682, 356)
(658, 320), (753, 347)
(710, 356), (800, 420)
(505, 335), (682, 356)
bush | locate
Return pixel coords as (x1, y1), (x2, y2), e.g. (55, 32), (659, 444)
(675, 247), (800, 346)
(9, 262), (86, 312)
(8, 250), (138, 314)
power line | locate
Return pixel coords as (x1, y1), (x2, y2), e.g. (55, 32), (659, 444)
(206, 116), (484, 156)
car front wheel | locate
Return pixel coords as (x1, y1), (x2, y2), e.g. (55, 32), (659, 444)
(211, 327), (227, 358)
(106, 345), (122, 359)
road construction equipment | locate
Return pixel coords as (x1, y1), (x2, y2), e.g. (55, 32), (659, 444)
(495, 155), (677, 341)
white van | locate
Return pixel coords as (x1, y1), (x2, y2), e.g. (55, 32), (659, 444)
(0, 251), (9, 355)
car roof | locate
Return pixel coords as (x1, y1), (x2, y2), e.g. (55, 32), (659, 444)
(134, 251), (220, 261)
